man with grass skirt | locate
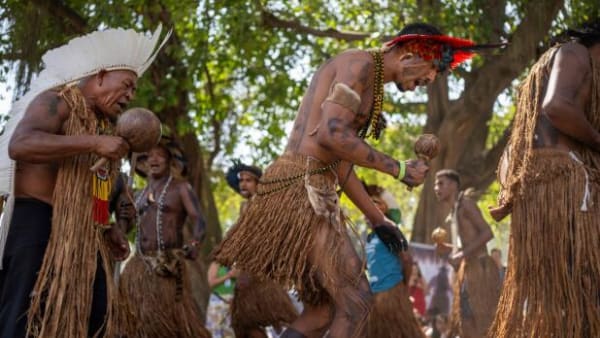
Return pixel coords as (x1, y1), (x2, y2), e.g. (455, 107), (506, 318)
(215, 23), (477, 337)
(0, 26), (168, 338)
(223, 160), (298, 338)
(489, 20), (600, 338)
(434, 170), (500, 338)
(119, 137), (210, 337)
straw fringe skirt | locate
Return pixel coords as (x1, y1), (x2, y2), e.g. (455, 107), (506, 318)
(214, 153), (345, 305)
(119, 252), (211, 338)
(449, 254), (500, 338)
(489, 149), (600, 338)
(231, 273), (298, 336)
(366, 282), (425, 338)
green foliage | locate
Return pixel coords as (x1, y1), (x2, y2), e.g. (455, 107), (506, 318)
(0, 0), (597, 250)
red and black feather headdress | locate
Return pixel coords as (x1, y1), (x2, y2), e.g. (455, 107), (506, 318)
(386, 34), (507, 72)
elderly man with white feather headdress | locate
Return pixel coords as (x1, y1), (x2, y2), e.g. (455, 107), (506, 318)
(0, 26), (169, 338)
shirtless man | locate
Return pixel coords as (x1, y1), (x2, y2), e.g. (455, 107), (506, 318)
(434, 170), (500, 338)
(216, 23), (476, 337)
(489, 20), (600, 338)
(0, 61), (145, 338)
(224, 161), (298, 337)
(119, 138), (209, 337)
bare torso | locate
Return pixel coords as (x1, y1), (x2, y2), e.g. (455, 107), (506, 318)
(12, 90), (67, 205)
(14, 162), (58, 205)
(285, 50), (374, 163)
(455, 197), (489, 257)
(136, 178), (188, 252)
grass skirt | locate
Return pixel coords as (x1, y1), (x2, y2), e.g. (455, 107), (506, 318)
(489, 149), (600, 338)
(214, 153), (345, 305)
(366, 282), (425, 338)
(449, 254), (500, 338)
(231, 273), (298, 336)
(119, 251), (211, 338)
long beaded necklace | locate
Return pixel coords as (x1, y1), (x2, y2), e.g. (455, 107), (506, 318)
(135, 175), (173, 254)
(360, 48), (385, 140)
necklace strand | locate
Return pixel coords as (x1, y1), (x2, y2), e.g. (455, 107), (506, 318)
(361, 48), (385, 140)
(135, 175), (173, 254)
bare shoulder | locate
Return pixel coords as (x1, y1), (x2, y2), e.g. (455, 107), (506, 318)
(172, 178), (192, 190)
(175, 179), (197, 198)
(459, 196), (481, 215)
(555, 42), (591, 69)
(27, 89), (70, 120)
(334, 49), (374, 92)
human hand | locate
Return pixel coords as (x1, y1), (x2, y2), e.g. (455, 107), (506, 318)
(448, 251), (464, 269)
(183, 245), (198, 260)
(183, 239), (201, 260)
(401, 159), (429, 188)
(117, 200), (136, 222)
(104, 226), (130, 261)
(227, 267), (240, 279)
(93, 135), (130, 160)
(434, 242), (453, 257)
(373, 222), (409, 254)
(489, 203), (512, 222)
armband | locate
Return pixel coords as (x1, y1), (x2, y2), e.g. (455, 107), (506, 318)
(324, 83), (362, 114)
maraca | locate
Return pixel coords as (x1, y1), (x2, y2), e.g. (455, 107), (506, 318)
(414, 133), (440, 163)
(90, 107), (162, 172)
(406, 134), (440, 190)
(431, 226), (448, 245)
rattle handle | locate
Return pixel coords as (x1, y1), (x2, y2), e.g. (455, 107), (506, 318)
(90, 157), (108, 172)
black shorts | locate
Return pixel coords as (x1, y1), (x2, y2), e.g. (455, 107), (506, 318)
(0, 198), (107, 338)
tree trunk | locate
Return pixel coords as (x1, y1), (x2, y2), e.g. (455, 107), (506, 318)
(411, 0), (564, 243)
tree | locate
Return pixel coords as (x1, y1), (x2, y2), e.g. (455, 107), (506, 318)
(1, 0), (598, 310)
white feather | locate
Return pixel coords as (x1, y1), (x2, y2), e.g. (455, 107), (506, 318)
(0, 25), (170, 268)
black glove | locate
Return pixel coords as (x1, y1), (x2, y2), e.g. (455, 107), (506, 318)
(374, 224), (409, 254)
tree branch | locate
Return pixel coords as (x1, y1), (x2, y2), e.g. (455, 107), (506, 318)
(260, 9), (388, 42)
(460, 0), (564, 118)
(202, 65), (223, 168)
(31, 0), (88, 34)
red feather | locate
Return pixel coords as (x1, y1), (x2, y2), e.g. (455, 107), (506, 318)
(386, 34), (476, 69)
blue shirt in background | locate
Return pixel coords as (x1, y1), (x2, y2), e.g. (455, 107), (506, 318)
(365, 233), (404, 293)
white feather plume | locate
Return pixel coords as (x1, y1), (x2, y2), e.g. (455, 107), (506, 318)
(0, 25), (170, 268)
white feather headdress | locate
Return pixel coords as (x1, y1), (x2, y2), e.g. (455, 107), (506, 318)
(0, 25), (170, 268)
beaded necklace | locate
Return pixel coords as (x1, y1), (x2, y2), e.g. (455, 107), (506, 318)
(135, 175), (173, 254)
(257, 161), (339, 196)
(360, 48), (385, 140)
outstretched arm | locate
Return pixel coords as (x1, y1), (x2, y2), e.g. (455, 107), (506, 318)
(316, 83), (428, 186)
(207, 262), (237, 289)
(542, 42), (600, 151)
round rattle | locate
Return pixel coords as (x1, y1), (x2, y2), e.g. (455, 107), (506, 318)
(414, 134), (440, 163)
(90, 107), (162, 172)
(431, 226), (448, 245)
(406, 134), (440, 191)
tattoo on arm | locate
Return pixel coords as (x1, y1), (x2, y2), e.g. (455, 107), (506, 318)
(48, 95), (60, 117)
